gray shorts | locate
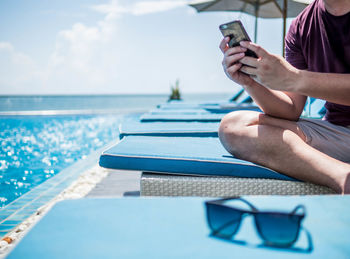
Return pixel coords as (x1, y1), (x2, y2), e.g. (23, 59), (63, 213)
(297, 118), (350, 163)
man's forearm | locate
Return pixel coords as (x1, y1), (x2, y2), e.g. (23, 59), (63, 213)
(243, 80), (306, 121)
(238, 41), (350, 106)
(295, 71), (350, 105)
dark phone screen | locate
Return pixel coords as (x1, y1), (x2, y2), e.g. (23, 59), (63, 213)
(219, 20), (257, 58)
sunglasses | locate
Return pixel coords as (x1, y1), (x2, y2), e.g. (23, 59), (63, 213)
(205, 197), (306, 247)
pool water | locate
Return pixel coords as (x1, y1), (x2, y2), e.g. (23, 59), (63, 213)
(0, 94), (232, 208)
(0, 114), (133, 208)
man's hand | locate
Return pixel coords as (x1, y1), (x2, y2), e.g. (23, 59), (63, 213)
(220, 39), (308, 120)
(219, 37), (255, 87)
(239, 41), (301, 92)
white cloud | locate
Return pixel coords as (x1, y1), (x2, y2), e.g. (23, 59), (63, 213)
(43, 0), (126, 94)
(0, 42), (33, 66)
(44, 0), (189, 94)
(0, 0), (123, 94)
(91, 0), (187, 16)
(130, 1), (187, 15)
(0, 42), (44, 94)
(0, 42), (13, 50)
(89, 0), (126, 20)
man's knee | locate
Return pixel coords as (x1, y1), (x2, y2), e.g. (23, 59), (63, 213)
(219, 110), (260, 138)
(218, 110), (261, 153)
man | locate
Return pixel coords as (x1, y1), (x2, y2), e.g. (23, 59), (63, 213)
(218, 0), (350, 194)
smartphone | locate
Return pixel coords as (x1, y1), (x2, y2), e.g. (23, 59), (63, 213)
(219, 20), (258, 58)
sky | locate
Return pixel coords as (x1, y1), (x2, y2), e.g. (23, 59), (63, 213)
(0, 0), (294, 95)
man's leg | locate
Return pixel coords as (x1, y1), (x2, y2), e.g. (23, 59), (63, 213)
(218, 110), (350, 194)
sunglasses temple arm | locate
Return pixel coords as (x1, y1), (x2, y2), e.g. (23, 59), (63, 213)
(290, 204), (306, 216)
(211, 218), (241, 236)
(237, 198), (259, 212)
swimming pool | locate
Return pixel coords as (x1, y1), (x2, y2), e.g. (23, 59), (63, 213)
(0, 94), (181, 208)
(0, 93), (232, 208)
(0, 114), (129, 208)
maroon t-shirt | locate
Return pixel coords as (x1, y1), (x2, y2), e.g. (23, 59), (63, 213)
(285, 0), (350, 126)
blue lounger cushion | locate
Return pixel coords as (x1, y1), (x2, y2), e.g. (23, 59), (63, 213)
(158, 89), (251, 110)
(8, 196), (350, 258)
(302, 98), (326, 119)
(119, 122), (219, 139)
(148, 98), (323, 121)
(309, 98), (326, 118)
(156, 97), (254, 110)
(149, 103), (260, 115)
(157, 101), (226, 110)
(148, 106), (260, 115)
(148, 108), (213, 115)
(204, 103), (260, 113)
(141, 93), (257, 122)
(99, 136), (295, 181)
(140, 113), (226, 122)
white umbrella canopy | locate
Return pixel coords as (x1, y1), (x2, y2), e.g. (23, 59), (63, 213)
(189, 0), (313, 54)
(189, 0), (311, 18)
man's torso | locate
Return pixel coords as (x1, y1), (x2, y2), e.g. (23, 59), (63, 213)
(285, 0), (350, 126)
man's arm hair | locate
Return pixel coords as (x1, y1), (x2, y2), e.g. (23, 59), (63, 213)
(295, 71), (350, 106)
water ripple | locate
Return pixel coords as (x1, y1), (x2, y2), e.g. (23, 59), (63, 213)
(0, 114), (133, 207)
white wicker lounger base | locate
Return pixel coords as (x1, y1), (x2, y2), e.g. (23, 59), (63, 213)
(140, 173), (335, 196)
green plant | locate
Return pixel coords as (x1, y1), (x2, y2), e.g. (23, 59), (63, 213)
(168, 79), (182, 101)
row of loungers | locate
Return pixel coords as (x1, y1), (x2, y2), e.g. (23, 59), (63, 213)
(9, 91), (349, 258)
(99, 90), (334, 196)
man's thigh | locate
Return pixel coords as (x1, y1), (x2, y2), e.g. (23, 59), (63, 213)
(297, 118), (350, 163)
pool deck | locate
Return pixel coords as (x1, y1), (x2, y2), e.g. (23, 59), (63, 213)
(87, 169), (141, 197)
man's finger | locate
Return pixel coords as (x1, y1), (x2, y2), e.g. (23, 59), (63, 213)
(219, 37), (230, 53)
(239, 65), (258, 76)
(227, 63), (243, 74)
(224, 46), (247, 58)
(223, 53), (245, 67)
(239, 56), (258, 68)
(240, 41), (268, 57)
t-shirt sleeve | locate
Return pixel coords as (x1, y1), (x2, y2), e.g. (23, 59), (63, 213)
(285, 19), (307, 70)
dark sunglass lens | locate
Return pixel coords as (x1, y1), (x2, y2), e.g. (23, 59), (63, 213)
(206, 204), (242, 238)
(255, 213), (301, 246)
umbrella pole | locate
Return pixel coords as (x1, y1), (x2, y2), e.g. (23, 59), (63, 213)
(254, 15), (258, 43)
(282, 0), (287, 57)
(254, 1), (259, 43)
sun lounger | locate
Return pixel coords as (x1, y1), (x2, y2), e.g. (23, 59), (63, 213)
(141, 95), (325, 123)
(146, 91), (256, 121)
(158, 88), (251, 110)
(119, 96), (325, 140)
(140, 113), (226, 122)
(118, 122), (219, 139)
(7, 196), (350, 258)
(148, 108), (213, 115)
(100, 136), (292, 180)
(99, 136), (334, 195)
(140, 96), (325, 123)
(305, 98), (326, 118)
(148, 103), (260, 115)
(203, 102), (259, 113)
(113, 97), (330, 196)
